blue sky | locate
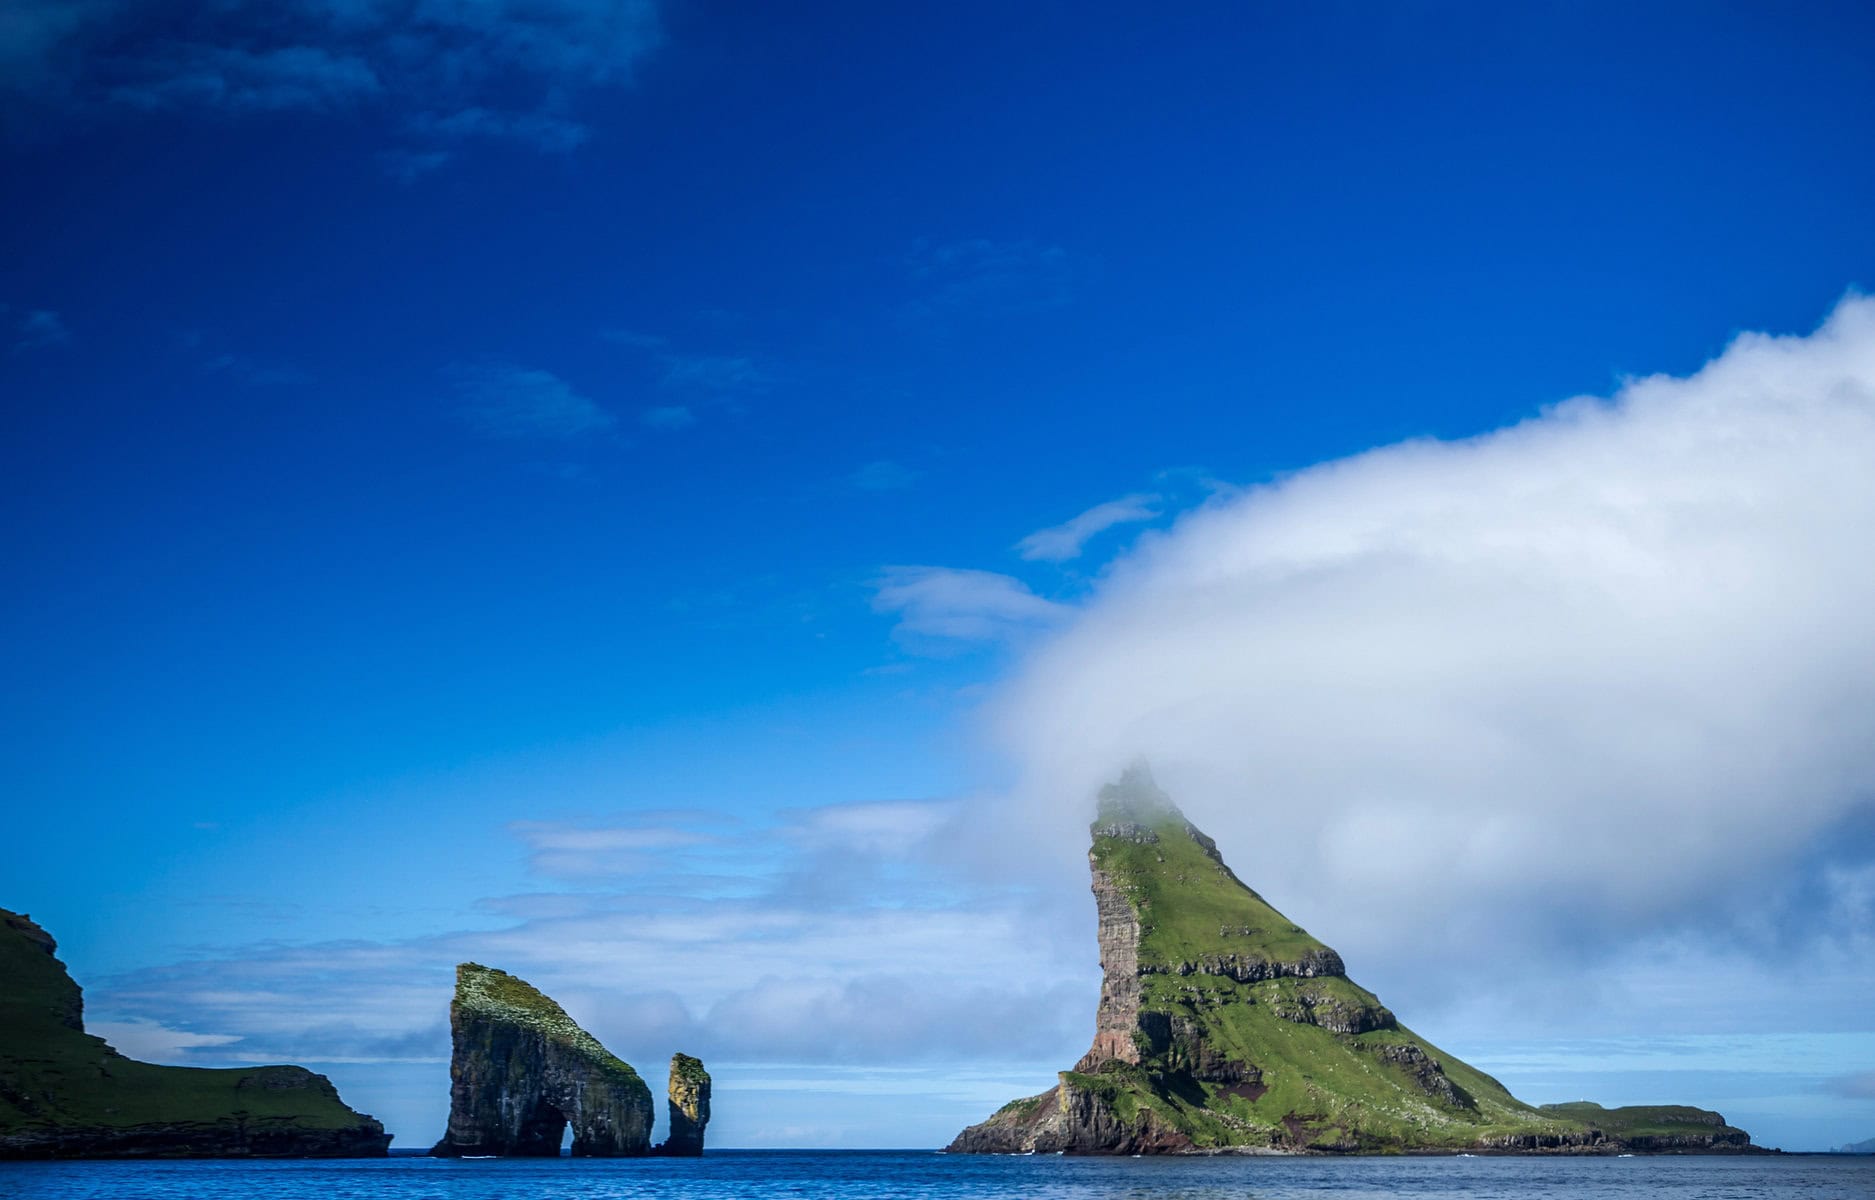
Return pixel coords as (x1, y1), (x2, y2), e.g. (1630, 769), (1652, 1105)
(5, 0), (1875, 1152)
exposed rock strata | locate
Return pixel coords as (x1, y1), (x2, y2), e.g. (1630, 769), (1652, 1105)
(0, 907), (390, 1159)
(946, 767), (1759, 1156)
(430, 963), (653, 1157)
(654, 1053), (711, 1156)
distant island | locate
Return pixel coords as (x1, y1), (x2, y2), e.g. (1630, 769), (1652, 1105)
(1838, 1136), (1875, 1153)
(0, 908), (389, 1158)
(949, 768), (1760, 1155)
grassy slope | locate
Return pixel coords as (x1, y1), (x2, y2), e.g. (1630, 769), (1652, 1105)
(1077, 781), (1581, 1148)
(455, 963), (647, 1091)
(1049, 780), (1752, 1151)
(0, 910), (369, 1133)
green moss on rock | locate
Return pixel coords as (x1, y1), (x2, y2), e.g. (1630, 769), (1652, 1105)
(432, 963), (653, 1157)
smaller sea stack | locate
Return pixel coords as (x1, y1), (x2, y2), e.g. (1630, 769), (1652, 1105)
(654, 1053), (711, 1156)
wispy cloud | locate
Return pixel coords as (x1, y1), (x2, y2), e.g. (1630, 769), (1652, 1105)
(10, 307), (71, 350)
(905, 237), (1079, 317)
(405, 106), (588, 154)
(203, 351), (308, 387)
(510, 820), (719, 879)
(9, 0), (663, 157)
(378, 147), (452, 182)
(109, 43), (381, 111)
(603, 329), (769, 429)
(81, 793), (1093, 1144)
(1824, 1069), (1875, 1100)
(871, 566), (1069, 645)
(1016, 493), (1160, 562)
(88, 1018), (242, 1061)
(640, 404), (696, 430)
(658, 352), (766, 394)
(850, 460), (918, 491)
(449, 363), (615, 439)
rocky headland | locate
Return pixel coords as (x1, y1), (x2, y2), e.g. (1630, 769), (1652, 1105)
(947, 768), (1758, 1156)
(0, 907), (390, 1159)
(430, 962), (659, 1157)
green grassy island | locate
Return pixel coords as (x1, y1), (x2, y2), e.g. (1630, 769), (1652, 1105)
(0, 908), (389, 1158)
(948, 768), (1758, 1155)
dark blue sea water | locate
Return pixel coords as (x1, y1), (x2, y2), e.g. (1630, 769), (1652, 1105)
(2, 1150), (1871, 1200)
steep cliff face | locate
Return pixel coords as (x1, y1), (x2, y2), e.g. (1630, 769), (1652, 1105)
(430, 963), (653, 1157)
(654, 1053), (711, 1156)
(0, 908), (390, 1159)
(947, 769), (1758, 1155)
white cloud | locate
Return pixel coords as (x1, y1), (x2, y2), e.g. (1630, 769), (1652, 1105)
(992, 296), (1875, 993)
(871, 566), (1069, 645)
(88, 1018), (241, 1062)
(1015, 493), (1160, 561)
(782, 799), (956, 857)
(510, 820), (717, 878)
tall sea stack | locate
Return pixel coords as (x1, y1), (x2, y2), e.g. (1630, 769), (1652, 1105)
(947, 767), (1757, 1154)
(430, 963), (653, 1157)
(654, 1052), (711, 1156)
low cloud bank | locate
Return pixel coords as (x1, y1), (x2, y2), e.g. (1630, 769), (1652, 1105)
(995, 296), (1875, 995)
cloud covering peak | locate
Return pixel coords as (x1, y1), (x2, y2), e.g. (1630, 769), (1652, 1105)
(995, 295), (1875, 974)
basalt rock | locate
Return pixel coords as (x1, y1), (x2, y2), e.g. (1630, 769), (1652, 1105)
(946, 767), (1761, 1155)
(0, 907), (390, 1159)
(430, 963), (653, 1157)
(653, 1053), (711, 1156)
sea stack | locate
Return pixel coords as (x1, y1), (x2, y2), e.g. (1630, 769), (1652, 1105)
(654, 1053), (711, 1156)
(430, 963), (653, 1157)
(0, 908), (390, 1159)
(947, 767), (1756, 1154)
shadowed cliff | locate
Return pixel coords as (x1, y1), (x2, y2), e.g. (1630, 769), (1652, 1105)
(430, 963), (654, 1157)
(0, 908), (390, 1159)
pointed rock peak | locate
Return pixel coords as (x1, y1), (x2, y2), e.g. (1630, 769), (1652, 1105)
(1092, 764), (1224, 865)
(1095, 762), (1180, 825)
(1093, 762), (1194, 846)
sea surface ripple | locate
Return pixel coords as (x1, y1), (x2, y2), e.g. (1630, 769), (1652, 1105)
(2, 1149), (1871, 1200)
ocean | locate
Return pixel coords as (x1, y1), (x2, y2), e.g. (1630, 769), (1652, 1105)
(2, 1150), (1871, 1200)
